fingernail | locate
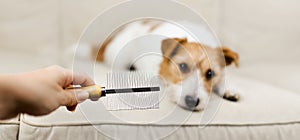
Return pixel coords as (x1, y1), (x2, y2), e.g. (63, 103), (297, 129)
(76, 90), (89, 103)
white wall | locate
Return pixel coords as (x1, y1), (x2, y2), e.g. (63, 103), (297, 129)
(0, 0), (299, 70)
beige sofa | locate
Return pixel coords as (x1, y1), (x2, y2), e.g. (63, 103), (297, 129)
(1, 0), (300, 140)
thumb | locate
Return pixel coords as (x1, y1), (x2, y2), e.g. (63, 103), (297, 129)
(74, 89), (89, 103)
(62, 89), (89, 111)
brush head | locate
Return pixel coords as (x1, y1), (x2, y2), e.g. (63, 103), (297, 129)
(104, 72), (160, 111)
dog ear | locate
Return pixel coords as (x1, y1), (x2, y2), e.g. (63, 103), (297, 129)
(221, 47), (239, 67)
(161, 38), (187, 58)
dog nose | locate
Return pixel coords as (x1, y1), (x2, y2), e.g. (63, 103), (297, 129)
(185, 96), (200, 108)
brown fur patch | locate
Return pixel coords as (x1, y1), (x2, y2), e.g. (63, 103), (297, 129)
(141, 19), (163, 32)
(221, 47), (239, 67)
(142, 20), (153, 25)
(159, 58), (182, 83)
(148, 22), (162, 32)
(94, 37), (113, 62)
(95, 19), (163, 62)
(159, 38), (239, 94)
(94, 26), (126, 62)
(160, 39), (205, 84)
(161, 38), (187, 57)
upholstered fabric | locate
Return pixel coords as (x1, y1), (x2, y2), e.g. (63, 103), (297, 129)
(19, 64), (300, 140)
(0, 0), (300, 140)
(0, 116), (19, 140)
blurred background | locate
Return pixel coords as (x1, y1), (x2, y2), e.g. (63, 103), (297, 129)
(0, 0), (299, 92)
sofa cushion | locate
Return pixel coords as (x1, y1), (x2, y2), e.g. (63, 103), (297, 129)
(0, 115), (19, 140)
(233, 62), (300, 93)
(19, 63), (300, 140)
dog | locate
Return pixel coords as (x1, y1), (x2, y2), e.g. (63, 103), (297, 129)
(92, 19), (239, 111)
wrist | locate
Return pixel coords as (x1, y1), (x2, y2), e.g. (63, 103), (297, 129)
(0, 74), (19, 97)
(0, 74), (20, 118)
(5, 73), (34, 113)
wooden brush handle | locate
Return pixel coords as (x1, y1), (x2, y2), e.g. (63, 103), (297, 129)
(83, 85), (104, 99)
(66, 85), (104, 100)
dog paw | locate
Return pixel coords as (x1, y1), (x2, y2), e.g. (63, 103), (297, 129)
(223, 91), (240, 102)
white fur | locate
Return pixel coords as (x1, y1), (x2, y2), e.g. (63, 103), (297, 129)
(166, 70), (209, 110)
(103, 20), (218, 71)
(100, 20), (218, 110)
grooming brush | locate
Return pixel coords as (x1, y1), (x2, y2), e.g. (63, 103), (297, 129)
(69, 72), (160, 110)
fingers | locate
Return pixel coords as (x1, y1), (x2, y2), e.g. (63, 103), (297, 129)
(60, 89), (89, 111)
(49, 65), (95, 87)
(75, 90), (90, 102)
(46, 65), (95, 111)
(62, 69), (95, 87)
(72, 72), (95, 87)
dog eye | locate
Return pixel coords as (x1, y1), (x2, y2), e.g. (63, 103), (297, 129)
(178, 63), (189, 73)
(206, 69), (215, 80)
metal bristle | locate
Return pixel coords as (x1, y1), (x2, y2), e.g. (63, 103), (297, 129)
(106, 72), (158, 89)
(104, 72), (160, 111)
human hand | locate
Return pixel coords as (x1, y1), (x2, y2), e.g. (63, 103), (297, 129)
(0, 65), (94, 119)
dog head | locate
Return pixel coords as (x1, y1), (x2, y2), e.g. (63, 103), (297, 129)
(159, 38), (238, 111)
